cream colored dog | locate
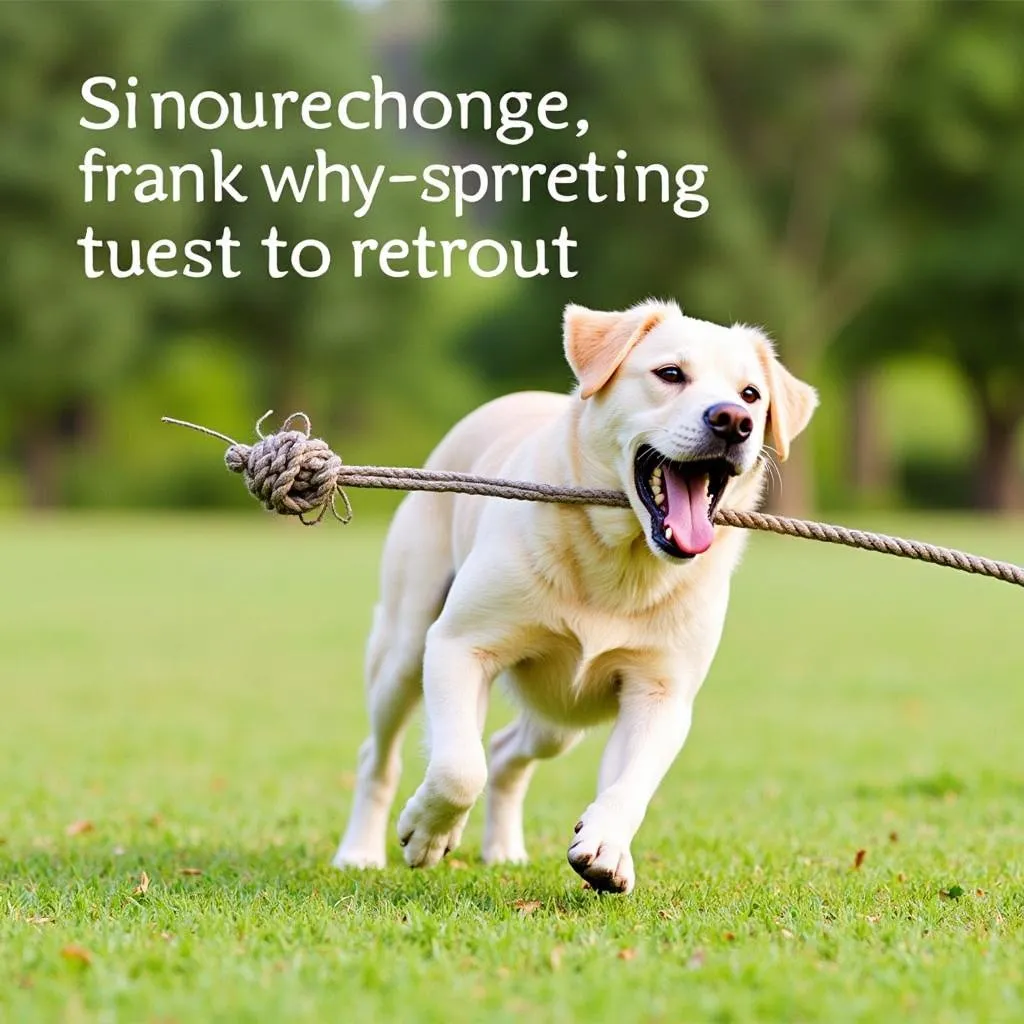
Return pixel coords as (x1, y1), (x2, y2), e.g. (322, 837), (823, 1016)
(334, 299), (817, 893)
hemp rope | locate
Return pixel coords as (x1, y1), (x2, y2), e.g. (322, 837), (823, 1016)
(162, 411), (1024, 591)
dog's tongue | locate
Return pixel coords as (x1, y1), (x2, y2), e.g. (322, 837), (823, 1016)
(662, 466), (715, 555)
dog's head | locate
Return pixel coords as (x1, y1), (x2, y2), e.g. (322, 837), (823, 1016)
(564, 299), (818, 562)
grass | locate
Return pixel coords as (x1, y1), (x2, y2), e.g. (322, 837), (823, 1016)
(1, 512), (1023, 1023)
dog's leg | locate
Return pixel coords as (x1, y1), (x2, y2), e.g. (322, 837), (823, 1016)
(483, 714), (582, 864)
(396, 625), (498, 868)
(332, 609), (425, 869)
(334, 492), (455, 869)
(568, 683), (693, 894)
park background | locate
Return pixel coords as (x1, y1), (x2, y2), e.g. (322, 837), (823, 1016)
(1, 0), (1022, 516)
(1, 3), (1023, 1022)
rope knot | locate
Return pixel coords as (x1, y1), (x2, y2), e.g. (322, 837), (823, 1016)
(172, 411), (352, 525)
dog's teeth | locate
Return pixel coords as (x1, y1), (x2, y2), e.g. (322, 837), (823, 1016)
(653, 465), (663, 479)
(654, 493), (665, 507)
(664, 526), (673, 540)
(651, 480), (662, 495)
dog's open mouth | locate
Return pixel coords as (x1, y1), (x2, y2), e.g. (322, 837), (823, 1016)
(633, 445), (734, 559)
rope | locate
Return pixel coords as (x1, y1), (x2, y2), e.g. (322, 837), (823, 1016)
(162, 411), (1024, 590)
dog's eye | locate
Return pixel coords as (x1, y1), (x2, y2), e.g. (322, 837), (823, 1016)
(653, 365), (688, 385)
(740, 385), (761, 404)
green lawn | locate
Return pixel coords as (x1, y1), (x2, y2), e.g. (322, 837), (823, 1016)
(2, 513), (1023, 1023)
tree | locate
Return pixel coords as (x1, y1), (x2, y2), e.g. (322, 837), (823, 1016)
(154, 3), (437, 423)
(0, 2), (204, 503)
(837, 2), (1024, 510)
(0, 1), (457, 504)
(433, 0), (922, 513)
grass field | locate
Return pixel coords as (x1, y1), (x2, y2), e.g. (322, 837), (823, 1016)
(2, 513), (1023, 1023)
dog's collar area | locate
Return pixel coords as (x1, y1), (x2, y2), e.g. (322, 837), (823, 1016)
(633, 445), (733, 559)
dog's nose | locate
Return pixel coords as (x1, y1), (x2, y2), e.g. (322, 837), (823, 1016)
(703, 402), (753, 445)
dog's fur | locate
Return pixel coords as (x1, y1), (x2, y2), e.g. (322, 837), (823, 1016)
(334, 299), (817, 893)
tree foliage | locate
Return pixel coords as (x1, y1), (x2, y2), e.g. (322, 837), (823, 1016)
(0, 0), (451, 503)
(837, 2), (1024, 507)
(433, 0), (926, 511)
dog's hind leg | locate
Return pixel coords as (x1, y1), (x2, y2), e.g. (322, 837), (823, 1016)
(482, 713), (581, 865)
(332, 616), (423, 868)
(333, 496), (454, 869)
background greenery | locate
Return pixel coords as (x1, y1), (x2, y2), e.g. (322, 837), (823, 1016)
(0, 0), (1021, 514)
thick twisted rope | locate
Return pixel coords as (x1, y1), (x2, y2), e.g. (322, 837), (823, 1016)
(162, 412), (1024, 590)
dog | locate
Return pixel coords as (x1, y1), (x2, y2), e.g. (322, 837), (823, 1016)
(334, 299), (817, 893)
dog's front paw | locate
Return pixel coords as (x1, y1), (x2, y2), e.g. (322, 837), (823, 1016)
(567, 811), (635, 894)
(396, 788), (470, 868)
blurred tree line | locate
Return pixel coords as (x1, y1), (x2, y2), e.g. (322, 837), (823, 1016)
(0, 0), (1021, 513)
(0, 0), (485, 510)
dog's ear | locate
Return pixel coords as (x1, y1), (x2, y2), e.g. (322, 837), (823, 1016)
(753, 333), (818, 462)
(564, 303), (666, 399)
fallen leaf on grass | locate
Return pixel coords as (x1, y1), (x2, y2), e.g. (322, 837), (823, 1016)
(133, 872), (150, 896)
(779, 928), (794, 940)
(853, 849), (867, 870)
(26, 916), (52, 925)
(617, 948), (637, 961)
(60, 945), (93, 966)
(447, 858), (468, 870)
(513, 899), (541, 916)
(723, 931), (736, 942)
(65, 820), (94, 837)
(178, 867), (203, 877)
(889, 831), (899, 843)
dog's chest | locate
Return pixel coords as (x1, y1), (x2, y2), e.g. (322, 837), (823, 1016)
(502, 619), (653, 727)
